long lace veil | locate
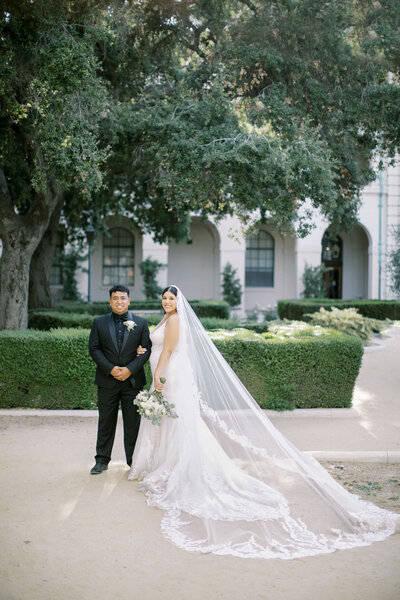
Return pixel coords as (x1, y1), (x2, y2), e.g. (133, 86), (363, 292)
(147, 286), (399, 559)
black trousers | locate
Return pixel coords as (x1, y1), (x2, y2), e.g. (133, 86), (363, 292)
(95, 381), (141, 466)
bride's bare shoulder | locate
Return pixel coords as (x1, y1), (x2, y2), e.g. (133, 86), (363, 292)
(166, 313), (179, 326)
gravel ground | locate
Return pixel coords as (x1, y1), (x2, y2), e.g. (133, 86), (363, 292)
(321, 461), (400, 512)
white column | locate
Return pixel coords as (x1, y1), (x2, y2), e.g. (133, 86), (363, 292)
(216, 215), (246, 315)
(385, 162), (400, 299)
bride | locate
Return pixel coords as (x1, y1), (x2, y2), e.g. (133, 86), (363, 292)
(129, 285), (399, 559)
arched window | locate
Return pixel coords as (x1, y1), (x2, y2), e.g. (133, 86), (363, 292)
(102, 227), (135, 286)
(245, 229), (274, 287)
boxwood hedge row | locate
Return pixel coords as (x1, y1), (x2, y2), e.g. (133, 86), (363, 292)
(212, 329), (362, 410)
(28, 312), (244, 331)
(278, 299), (400, 321)
(0, 327), (362, 411)
(53, 299), (230, 319)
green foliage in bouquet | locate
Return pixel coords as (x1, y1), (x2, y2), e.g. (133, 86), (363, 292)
(134, 377), (178, 425)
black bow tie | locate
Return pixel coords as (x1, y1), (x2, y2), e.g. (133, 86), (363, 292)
(113, 312), (128, 323)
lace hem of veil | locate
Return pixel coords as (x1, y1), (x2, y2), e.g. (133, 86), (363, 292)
(159, 508), (398, 560)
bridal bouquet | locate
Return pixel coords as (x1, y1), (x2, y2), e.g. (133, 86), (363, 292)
(134, 378), (178, 426)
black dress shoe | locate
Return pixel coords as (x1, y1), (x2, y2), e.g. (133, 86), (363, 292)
(90, 462), (108, 475)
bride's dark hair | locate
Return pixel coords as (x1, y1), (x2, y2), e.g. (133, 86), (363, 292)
(162, 285), (178, 297)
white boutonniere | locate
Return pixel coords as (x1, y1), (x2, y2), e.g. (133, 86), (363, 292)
(123, 320), (137, 332)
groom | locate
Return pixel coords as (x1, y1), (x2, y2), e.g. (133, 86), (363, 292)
(88, 284), (151, 474)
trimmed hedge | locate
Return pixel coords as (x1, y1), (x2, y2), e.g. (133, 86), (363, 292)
(188, 299), (230, 319)
(278, 299), (400, 321)
(0, 327), (362, 411)
(28, 311), (271, 333)
(211, 328), (363, 410)
(0, 329), (97, 409)
(54, 299), (230, 319)
(56, 301), (160, 314)
(28, 311), (162, 330)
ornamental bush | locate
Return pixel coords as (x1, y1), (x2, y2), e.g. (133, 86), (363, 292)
(0, 327), (362, 411)
(301, 262), (327, 298)
(278, 299), (400, 321)
(221, 262), (242, 306)
(139, 257), (165, 300)
(305, 307), (385, 342)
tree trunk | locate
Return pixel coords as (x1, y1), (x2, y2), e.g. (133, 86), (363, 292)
(29, 196), (64, 309)
(0, 169), (62, 330)
(0, 225), (41, 330)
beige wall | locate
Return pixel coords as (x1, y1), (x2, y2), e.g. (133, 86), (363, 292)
(167, 218), (220, 299)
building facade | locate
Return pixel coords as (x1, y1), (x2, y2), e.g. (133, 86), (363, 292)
(71, 161), (400, 310)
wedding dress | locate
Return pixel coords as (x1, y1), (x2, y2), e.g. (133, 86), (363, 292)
(129, 287), (399, 559)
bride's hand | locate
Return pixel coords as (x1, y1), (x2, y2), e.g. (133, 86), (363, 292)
(154, 376), (164, 392)
(136, 345), (147, 356)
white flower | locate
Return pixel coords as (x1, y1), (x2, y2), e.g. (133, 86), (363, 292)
(133, 379), (178, 426)
(124, 320), (137, 332)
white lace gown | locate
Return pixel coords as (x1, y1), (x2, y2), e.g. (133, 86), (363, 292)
(129, 320), (399, 560)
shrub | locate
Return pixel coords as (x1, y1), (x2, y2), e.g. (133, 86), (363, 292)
(278, 299), (400, 321)
(0, 326), (362, 411)
(59, 249), (83, 301)
(221, 262), (242, 306)
(301, 262), (327, 298)
(139, 257), (165, 300)
(305, 307), (385, 342)
(388, 225), (400, 296)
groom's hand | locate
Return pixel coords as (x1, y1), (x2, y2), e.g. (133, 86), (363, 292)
(110, 366), (122, 378)
(111, 366), (132, 381)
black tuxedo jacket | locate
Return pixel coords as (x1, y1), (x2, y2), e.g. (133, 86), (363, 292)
(88, 311), (152, 389)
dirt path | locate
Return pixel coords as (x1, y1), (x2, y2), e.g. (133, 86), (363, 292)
(1, 417), (400, 600)
(322, 462), (400, 512)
